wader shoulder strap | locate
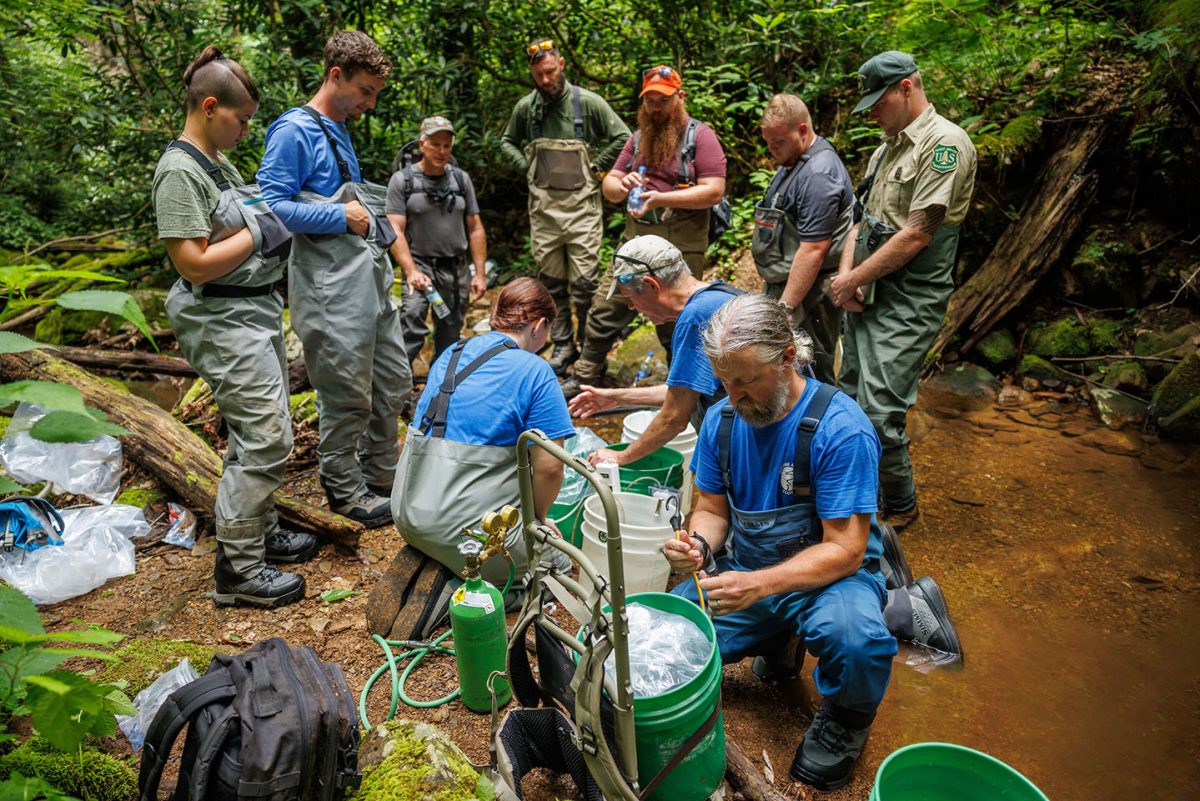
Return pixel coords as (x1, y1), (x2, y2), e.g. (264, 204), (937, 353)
(853, 144), (888, 224)
(531, 85), (584, 141)
(791, 382), (839, 501)
(403, 165), (464, 201)
(767, 153), (812, 211)
(300, 105), (353, 184)
(420, 339), (519, 437)
(717, 405), (736, 492)
(167, 140), (231, 192)
(676, 117), (702, 186)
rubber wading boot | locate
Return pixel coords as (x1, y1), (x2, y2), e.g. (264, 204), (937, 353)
(547, 342), (579, 377)
(213, 546), (305, 608)
(559, 374), (585, 400)
(879, 522), (913, 591)
(264, 527), (320, 563)
(751, 634), (804, 682)
(881, 500), (920, 531)
(790, 705), (872, 791)
(325, 486), (392, 529)
(366, 545), (459, 641)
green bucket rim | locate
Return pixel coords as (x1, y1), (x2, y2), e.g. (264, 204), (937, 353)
(607, 442), (684, 489)
(873, 742), (1049, 801)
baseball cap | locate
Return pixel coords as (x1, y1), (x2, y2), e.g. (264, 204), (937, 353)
(853, 51), (918, 113)
(419, 115), (455, 139)
(639, 65), (683, 97)
(606, 235), (684, 299)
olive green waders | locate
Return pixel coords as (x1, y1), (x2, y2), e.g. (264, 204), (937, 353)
(575, 209), (710, 381)
(525, 138), (601, 350)
(289, 181), (413, 503)
(839, 216), (961, 511)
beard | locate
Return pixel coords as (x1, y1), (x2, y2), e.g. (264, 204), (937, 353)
(732, 370), (793, 427)
(636, 99), (689, 170)
(536, 73), (567, 103)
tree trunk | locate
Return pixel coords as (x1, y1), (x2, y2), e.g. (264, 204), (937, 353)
(0, 349), (363, 548)
(56, 346), (196, 377)
(928, 120), (1107, 363)
(725, 738), (792, 801)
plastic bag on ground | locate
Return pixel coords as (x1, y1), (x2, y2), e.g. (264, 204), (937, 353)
(117, 657), (202, 750)
(164, 503), (196, 549)
(0, 402), (122, 503)
(0, 504), (146, 604)
(604, 603), (712, 697)
(556, 427), (607, 507)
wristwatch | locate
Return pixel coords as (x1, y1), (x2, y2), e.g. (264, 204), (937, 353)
(779, 299), (797, 315)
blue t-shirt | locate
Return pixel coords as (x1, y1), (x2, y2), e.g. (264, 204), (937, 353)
(666, 283), (735, 398)
(258, 107), (363, 235)
(413, 331), (574, 446)
(693, 380), (880, 520)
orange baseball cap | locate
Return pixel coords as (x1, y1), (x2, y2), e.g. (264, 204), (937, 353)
(639, 65), (682, 97)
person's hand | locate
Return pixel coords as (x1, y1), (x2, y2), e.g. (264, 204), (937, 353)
(631, 189), (664, 217)
(407, 271), (432, 292)
(618, 171), (644, 195)
(470, 273), (487, 300)
(698, 569), (761, 616)
(345, 200), (370, 237)
(830, 271), (867, 310)
(568, 385), (617, 419)
(841, 288), (866, 313)
(663, 531), (704, 575)
(587, 447), (622, 468)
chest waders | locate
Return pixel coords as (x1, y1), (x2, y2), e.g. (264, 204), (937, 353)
(162, 141), (294, 578)
(390, 339), (533, 589)
(752, 162), (854, 385)
(670, 385), (895, 713)
(289, 107), (412, 502)
(840, 142), (962, 510)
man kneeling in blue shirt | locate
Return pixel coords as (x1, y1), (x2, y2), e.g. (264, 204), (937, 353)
(663, 292), (895, 791)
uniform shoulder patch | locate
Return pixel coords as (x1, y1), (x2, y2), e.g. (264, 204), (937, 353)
(930, 144), (958, 173)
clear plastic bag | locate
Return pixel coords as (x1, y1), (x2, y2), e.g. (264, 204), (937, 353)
(117, 657), (202, 750)
(0, 504), (146, 604)
(0, 402), (122, 503)
(604, 603), (712, 697)
(556, 427), (607, 507)
(164, 503), (196, 549)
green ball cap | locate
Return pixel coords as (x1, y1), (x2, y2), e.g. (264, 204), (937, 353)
(853, 50), (918, 113)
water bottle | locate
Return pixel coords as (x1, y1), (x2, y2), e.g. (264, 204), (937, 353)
(626, 166), (648, 213)
(424, 286), (451, 319)
(632, 351), (655, 386)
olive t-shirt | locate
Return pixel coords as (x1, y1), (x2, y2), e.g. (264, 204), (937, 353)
(152, 147), (243, 241)
(384, 165), (480, 259)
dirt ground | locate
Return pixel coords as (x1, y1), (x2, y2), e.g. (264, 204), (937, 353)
(41, 380), (1200, 800)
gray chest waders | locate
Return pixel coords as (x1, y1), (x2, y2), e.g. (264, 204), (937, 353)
(162, 140), (294, 575)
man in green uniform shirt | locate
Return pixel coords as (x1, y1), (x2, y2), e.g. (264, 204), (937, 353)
(830, 51), (977, 529)
(501, 38), (630, 376)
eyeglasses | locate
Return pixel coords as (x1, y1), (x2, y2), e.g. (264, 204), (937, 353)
(526, 39), (555, 57)
(642, 66), (675, 81)
(613, 254), (656, 284)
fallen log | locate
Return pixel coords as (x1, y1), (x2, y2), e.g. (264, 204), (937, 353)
(0, 348), (363, 548)
(175, 356), (312, 427)
(56, 345), (197, 377)
(725, 738), (791, 801)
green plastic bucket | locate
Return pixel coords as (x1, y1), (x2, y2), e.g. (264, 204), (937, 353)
(549, 497), (585, 547)
(607, 442), (684, 496)
(871, 742), (1049, 801)
(623, 592), (725, 801)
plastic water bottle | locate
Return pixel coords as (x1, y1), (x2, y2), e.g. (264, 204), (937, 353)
(424, 286), (451, 319)
(632, 351), (654, 386)
(626, 166), (648, 213)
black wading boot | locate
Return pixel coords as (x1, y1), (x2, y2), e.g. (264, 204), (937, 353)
(214, 546), (306, 608)
(790, 703), (873, 791)
(265, 527), (320, 563)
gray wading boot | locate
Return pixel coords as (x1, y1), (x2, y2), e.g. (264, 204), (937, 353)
(324, 484), (392, 529)
(547, 342), (579, 377)
(751, 634), (804, 682)
(265, 527), (320, 563)
(213, 546), (306, 608)
(790, 704), (873, 791)
(879, 522), (913, 591)
(885, 575), (963, 661)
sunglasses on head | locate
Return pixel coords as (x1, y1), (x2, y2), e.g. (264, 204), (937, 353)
(613, 254), (656, 284)
(642, 66), (675, 80)
(526, 39), (555, 57)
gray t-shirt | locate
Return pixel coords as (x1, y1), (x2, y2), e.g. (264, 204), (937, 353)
(152, 147), (243, 240)
(385, 165), (480, 259)
(763, 136), (853, 242)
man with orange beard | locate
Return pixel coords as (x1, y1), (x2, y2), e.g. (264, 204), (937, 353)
(561, 65), (726, 397)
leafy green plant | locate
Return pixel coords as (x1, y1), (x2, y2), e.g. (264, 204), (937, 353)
(55, 291), (158, 351)
(0, 772), (80, 801)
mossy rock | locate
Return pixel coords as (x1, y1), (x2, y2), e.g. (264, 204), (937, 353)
(289, 390), (317, 419)
(1026, 318), (1091, 358)
(353, 720), (493, 801)
(0, 415), (9, 439)
(1019, 354), (1082, 387)
(1133, 322), (1200, 358)
(33, 306), (112, 346)
(610, 321), (664, 386)
(115, 486), (166, 509)
(1151, 351), (1200, 436)
(922, 363), (1001, 411)
(1087, 319), (1123, 353)
(972, 328), (1017, 367)
(1101, 360), (1149, 393)
(0, 738), (137, 801)
(1066, 229), (1139, 307)
(97, 638), (220, 698)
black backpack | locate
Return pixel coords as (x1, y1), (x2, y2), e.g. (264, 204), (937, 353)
(138, 638), (361, 801)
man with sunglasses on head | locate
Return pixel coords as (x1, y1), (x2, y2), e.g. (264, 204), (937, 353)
(829, 51), (977, 531)
(501, 38), (630, 379)
(564, 65), (726, 398)
(567, 235), (741, 469)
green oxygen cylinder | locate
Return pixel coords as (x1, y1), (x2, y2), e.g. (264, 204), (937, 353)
(450, 540), (512, 712)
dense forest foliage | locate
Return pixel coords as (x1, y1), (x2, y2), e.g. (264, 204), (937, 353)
(2, 0), (1196, 268)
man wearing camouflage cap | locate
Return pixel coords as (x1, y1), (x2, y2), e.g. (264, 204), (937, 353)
(830, 51), (977, 530)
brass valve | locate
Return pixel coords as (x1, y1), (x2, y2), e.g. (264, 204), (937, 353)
(479, 505), (519, 560)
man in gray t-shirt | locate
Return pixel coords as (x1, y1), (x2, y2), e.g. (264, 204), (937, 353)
(753, 93), (854, 385)
(386, 116), (488, 367)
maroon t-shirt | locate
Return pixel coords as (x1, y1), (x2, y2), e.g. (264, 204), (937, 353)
(615, 119), (727, 193)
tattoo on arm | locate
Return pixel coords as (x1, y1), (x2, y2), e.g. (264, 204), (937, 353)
(907, 205), (946, 235)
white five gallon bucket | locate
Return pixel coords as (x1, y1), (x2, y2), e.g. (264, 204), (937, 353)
(580, 491), (673, 595)
(621, 410), (697, 464)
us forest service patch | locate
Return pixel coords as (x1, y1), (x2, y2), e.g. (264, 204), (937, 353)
(931, 144), (958, 173)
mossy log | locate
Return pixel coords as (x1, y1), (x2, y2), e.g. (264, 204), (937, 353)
(929, 118), (1108, 364)
(56, 345), (197, 376)
(0, 348), (363, 548)
(175, 355), (311, 426)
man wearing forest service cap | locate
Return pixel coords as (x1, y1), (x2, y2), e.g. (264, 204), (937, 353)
(830, 50), (976, 530)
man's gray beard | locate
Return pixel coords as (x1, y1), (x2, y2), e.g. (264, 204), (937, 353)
(537, 75), (566, 102)
(733, 372), (793, 427)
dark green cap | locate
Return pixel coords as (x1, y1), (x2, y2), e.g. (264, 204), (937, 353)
(853, 50), (918, 113)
